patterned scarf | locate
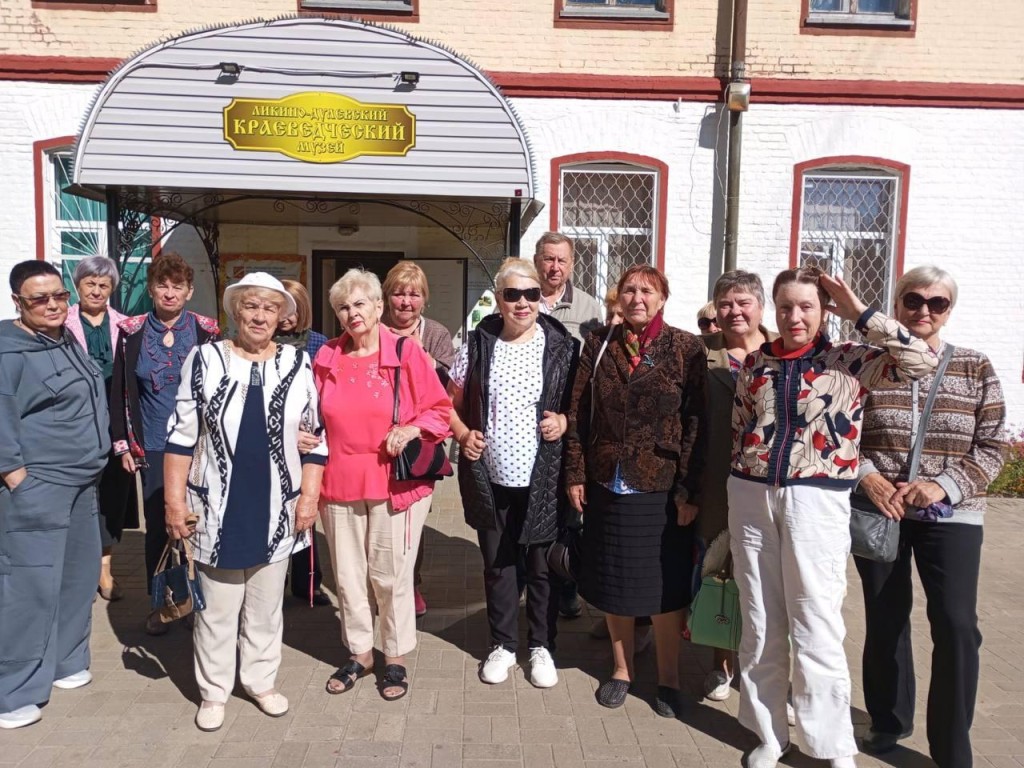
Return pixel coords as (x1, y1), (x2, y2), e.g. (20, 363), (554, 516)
(623, 311), (664, 373)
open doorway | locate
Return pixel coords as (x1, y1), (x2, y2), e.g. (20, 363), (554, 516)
(312, 250), (403, 336)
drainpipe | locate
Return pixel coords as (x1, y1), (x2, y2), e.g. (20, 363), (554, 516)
(723, 0), (750, 273)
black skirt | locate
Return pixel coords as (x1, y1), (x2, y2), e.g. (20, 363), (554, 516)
(578, 483), (692, 617)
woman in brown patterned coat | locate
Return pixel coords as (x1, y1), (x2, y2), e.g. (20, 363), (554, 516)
(564, 265), (706, 717)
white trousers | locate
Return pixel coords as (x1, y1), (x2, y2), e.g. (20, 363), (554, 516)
(320, 495), (430, 658)
(727, 476), (858, 760)
(193, 557), (290, 703)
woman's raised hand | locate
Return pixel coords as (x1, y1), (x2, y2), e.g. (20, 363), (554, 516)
(458, 429), (486, 461)
(819, 274), (868, 323)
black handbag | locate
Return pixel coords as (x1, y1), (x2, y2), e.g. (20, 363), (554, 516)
(546, 524), (582, 583)
(392, 337), (453, 482)
(149, 522), (205, 625)
(850, 344), (954, 562)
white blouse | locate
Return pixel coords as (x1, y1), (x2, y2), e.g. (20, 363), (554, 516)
(451, 326), (545, 488)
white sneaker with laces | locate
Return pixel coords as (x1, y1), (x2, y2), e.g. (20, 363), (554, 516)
(528, 647), (558, 688)
(703, 670), (732, 701)
(0, 705), (41, 730)
(53, 670), (92, 690)
(747, 741), (792, 768)
(480, 646), (517, 684)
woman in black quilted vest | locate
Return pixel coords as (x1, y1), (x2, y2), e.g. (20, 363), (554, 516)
(449, 257), (578, 691)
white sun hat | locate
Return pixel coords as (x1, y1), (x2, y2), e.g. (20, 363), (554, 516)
(222, 272), (297, 317)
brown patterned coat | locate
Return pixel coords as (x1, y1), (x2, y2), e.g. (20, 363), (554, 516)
(564, 323), (706, 501)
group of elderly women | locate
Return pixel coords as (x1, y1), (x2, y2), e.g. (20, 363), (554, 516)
(0, 251), (1006, 768)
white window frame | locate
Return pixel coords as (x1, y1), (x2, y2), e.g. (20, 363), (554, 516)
(559, 162), (660, 301)
(805, 0), (912, 29)
(798, 168), (901, 339)
(560, 0), (669, 21)
(44, 150), (107, 265)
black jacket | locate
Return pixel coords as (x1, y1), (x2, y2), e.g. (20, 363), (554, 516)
(456, 313), (578, 544)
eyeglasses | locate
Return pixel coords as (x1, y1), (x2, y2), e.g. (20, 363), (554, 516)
(697, 318), (716, 331)
(901, 292), (951, 315)
(17, 291), (71, 308)
(501, 287), (541, 303)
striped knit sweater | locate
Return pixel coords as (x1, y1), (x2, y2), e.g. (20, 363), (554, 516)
(857, 342), (1007, 525)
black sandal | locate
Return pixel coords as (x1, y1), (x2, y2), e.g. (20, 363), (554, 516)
(379, 664), (409, 701)
(326, 660), (370, 694)
(596, 678), (631, 709)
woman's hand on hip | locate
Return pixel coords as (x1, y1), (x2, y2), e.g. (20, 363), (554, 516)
(568, 483), (586, 514)
(294, 494), (319, 532)
(892, 479), (946, 511)
(458, 430), (486, 461)
(859, 472), (904, 520)
(121, 453), (138, 474)
(165, 502), (191, 540)
(297, 429), (322, 455)
(385, 425), (422, 458)
(539, 411), (566, 442)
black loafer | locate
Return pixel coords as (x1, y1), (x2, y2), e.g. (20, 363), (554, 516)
(861, 727), (913, 754)
(653, 685), (683, 718)
(596, 678), (630, 708)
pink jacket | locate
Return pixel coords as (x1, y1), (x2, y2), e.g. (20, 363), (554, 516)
(314, 325), (453, 511)
(65, 303), (127, 352)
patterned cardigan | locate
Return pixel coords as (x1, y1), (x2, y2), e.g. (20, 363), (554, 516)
(857, 342), (1007, 525)
(731, 310), (937, 488)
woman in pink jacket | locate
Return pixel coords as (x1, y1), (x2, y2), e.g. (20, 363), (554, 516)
(313, 268), (452, 702)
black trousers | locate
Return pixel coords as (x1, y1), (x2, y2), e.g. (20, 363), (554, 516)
(477, 485), (558, 653)
(142, 451), (166, 594)
(855, 520), (984, 768)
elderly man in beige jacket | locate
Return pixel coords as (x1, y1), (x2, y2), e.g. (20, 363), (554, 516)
(533, 232), (603, 345)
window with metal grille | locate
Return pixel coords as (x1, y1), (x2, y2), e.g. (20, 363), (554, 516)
(47, 151), (153, 313)
(559, 162), (659, 301)
(806, 0), (913, 27)
(797, 168), (902, 340)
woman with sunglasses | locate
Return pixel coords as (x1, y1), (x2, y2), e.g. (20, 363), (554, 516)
(853, 266), (1006, 768)
(0, 261), (110, 730)
(449, 258), (577, 690)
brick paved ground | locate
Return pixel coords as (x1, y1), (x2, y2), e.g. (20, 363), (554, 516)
(4, 482), (1022, 768)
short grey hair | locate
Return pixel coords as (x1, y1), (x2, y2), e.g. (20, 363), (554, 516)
(894, 265), (958, 310)
(495, 258), (540, 291)
(72, 256), (120, 291)
(329, 268), (382, 311)
(225, 286), (286, 321)
(712, 269), (765, 307)
(533, 231), (574, 259)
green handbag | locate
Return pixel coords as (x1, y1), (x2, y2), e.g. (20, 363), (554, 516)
(688, 557), (742, 652)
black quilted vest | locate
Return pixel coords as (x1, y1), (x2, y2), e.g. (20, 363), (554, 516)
(456, 313), (578, 544)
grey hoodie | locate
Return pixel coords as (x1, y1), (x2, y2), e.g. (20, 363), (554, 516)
(0, 319), (110, 486)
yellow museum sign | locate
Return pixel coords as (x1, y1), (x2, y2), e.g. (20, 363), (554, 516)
(222, 92), (416, 163)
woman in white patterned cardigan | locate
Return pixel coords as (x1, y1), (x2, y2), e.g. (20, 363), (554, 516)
(163, 273), (327, 733)
(854, 266), (1007, 768)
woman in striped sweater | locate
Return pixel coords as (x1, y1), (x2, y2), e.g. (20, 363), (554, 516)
(854, 266), (1007, 768)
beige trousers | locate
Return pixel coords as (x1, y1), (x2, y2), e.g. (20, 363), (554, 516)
(193, 557), (290, 703)
(320, 495), (431, 658)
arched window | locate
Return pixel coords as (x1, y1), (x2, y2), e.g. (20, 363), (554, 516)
(791, 156), (909, 338)
(551, 152), (667, 301)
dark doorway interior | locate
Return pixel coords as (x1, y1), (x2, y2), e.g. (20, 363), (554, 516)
(312, 250), (404, 336)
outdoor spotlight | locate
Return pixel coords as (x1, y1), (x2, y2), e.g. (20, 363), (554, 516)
(399, 71), (420, 85)
(726, 81), (751, 112)
(219, 62), (242, 76)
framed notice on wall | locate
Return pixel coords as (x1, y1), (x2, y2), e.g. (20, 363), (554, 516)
(219, 253), (307, 329)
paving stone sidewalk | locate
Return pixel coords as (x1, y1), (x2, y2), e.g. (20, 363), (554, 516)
(4, 482), (1023, 768)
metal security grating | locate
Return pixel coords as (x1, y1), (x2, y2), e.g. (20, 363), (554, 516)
(560, 164), (658, 302)
(798, 171), (900, 340)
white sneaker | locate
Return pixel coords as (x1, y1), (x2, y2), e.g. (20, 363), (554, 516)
(703, 670), (733, 701)
(528, 647), (558, 688)
(747, 741), (792, 768)
(53, 670), (92, 690)
(786, 700), (796, 726)
(195, 702), (225, 732)
(479, 646), (517, 684)
(0, 705), (41, 730)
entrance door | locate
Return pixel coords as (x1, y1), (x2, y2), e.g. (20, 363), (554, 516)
(312, 250), (403, 336)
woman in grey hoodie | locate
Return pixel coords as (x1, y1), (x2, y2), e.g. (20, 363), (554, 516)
(0, 261), (110, 731)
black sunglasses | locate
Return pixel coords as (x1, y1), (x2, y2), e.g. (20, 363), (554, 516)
(501, 287), (541, 303)
(697, 318), (715, 331)
(901, 292), (951, 315)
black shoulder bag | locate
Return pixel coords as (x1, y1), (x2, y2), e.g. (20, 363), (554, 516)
(392, 336), (454, 482)
(850, 344), (954, 562)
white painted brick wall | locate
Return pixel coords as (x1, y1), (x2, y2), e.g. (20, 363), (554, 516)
(3, 82), (1022, 425)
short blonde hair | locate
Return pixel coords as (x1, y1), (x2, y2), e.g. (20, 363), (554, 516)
(226, 286), (286, 321)
(697, 301), (716, 323)
(894, 265), (958, 310)
(279, 279), (312, 332)
(495, 258), (540, 291)
(329, 268), (382, 312)
(382, 261), (429, 304)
